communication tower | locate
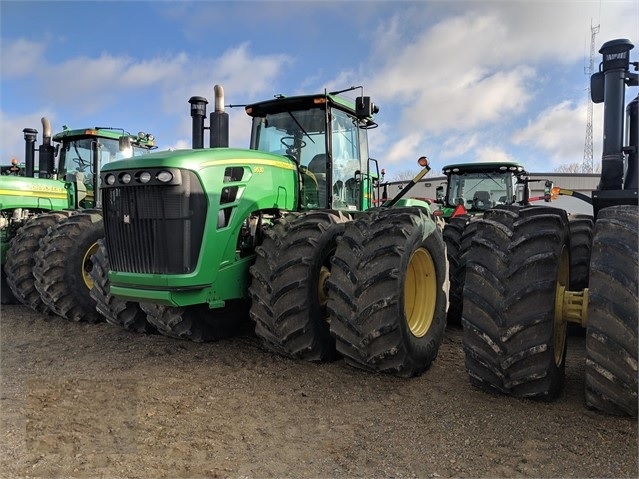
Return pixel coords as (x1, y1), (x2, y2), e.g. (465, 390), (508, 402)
(583, 21), (600, 173)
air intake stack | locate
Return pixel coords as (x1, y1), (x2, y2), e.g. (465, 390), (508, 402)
(23, 128), (37, 177)
(189, 96), (208, 149)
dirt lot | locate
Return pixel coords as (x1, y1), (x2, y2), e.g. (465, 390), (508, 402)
(1, 304), (637, 479)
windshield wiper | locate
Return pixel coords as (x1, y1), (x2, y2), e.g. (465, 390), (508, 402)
(287, 112), (315, 145)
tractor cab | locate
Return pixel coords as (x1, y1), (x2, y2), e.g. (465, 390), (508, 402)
(245, 89), (380, 211)
(15, 120), (157, 210)
(53, 126), (156, 206)
(437, 161), (527, 218)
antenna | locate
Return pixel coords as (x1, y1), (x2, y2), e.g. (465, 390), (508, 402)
(583, 20), (600, 173)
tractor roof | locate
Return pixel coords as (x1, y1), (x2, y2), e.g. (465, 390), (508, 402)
(442, 161), (526, 174)
(52, 126), (156, 148)
(245, 91), (377, 127)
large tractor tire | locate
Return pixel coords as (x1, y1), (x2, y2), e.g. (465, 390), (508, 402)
(443, 215), (477, 326)
(567, 213), (594, 290)
(462, 205), (570, 400)
(139, 301), (248, 342)
(584, 205), (638, 417)
(248, 210), (351, 362)
(33, 211), (104, 323)
(4, 211), (74, 314)
(89, 239), (155, 334)
(327, 207), (448, 377)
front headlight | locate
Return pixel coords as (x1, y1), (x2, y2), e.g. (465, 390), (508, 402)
(138, 171), (152, 183)
(157, 170), (173, 183)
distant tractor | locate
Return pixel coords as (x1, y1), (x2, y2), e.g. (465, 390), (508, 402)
(461, 38), (638, 417)
(434, 160), (529, 219)
(1, 119), (156, 322)
(90, 85), (449, 377)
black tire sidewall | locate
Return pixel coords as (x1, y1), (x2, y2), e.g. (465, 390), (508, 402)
(64, 216), (104, 308)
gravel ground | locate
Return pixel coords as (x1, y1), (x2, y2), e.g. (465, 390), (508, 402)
(1, 304), (637, 478)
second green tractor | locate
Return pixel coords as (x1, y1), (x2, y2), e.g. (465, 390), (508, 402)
(1, 119), (156, 321)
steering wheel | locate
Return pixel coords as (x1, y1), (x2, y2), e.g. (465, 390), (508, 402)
(280, 137), (306, 149)
(73, 158), (90, 172)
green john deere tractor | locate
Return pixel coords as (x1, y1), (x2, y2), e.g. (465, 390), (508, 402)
(1, 118), (156, 323)
(90, 85), (449, 377)
(461, 38), (638, 417)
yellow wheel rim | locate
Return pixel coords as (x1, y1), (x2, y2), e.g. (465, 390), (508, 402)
(404, 247), (437, 338)
(317, 264), (330, 309)
(82, 241), (99, 290)
(553, 246), (569, 366)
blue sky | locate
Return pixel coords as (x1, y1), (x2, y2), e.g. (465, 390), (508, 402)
(1, 0), (637, 180)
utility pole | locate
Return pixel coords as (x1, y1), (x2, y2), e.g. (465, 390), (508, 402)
(583, 20), (600, 173)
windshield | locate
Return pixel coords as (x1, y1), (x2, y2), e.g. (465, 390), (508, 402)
(447, 171), (514, 210)
(251, 109), (325, 164)
(64, 137), (150, 184)
(251, 107), (363, 210)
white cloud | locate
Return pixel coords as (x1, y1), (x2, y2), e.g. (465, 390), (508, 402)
(360, 1), (636, 175)
(474, 146), (515, 164)
(214, 43), (292, 98)
(441, 134), (479, 159)
(0, 39), (47, 77)
(0, 37), (293, 158)
(512, 100), (587, 167)
(0, 111), (59, 162)
(382, 132), (425, 165)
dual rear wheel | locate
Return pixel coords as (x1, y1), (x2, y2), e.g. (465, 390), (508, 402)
(326, 207), (448, 377)
(461, 205), (637, 417)
(248, 207), (448, 377)
(5, 210), (105, 322)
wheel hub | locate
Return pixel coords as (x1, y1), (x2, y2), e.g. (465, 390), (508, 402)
(82, 241), (100, 290)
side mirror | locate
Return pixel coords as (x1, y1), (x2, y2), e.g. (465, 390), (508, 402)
(591, 71), (604, 103)
(355, 96), (379, 118)
(435, 185), (445, 203)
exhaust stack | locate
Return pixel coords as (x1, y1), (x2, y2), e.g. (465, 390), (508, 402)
(38, 117), (55, 178)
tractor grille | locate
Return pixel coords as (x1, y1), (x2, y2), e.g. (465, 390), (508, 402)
(102, 169), (207, 274)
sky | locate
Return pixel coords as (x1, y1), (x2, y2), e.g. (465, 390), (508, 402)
(1, 0), (638, 180)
